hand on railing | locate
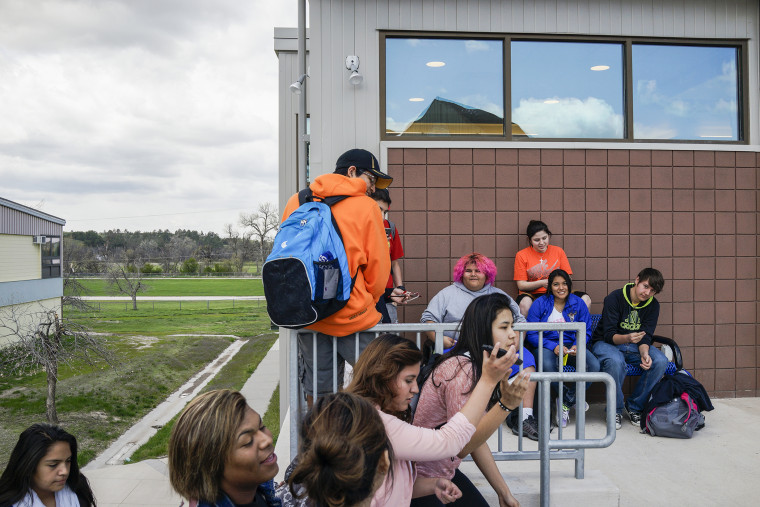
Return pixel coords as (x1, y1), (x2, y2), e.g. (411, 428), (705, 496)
(481, 343), (518, 387)
(499, 370), (531, 410)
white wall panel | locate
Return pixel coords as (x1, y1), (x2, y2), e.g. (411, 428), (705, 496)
(300, 0), (760, 169)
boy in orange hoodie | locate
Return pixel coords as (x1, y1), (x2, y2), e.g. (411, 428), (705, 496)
(282, 149), (392, 400)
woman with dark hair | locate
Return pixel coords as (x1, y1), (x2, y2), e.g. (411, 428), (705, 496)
(525, 269), (600, 428)
(513, 220), (591, 317)
(347, 334), (528, 507)
(0, 423), (96, 507)
(282, 392), (391, 507)
(168, 390), (280, 507)
(413, 293), (535, 507)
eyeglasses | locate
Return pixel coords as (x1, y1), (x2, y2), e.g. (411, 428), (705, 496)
(358, 169), (377, 186)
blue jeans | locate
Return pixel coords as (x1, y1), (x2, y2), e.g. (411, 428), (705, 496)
(536, 347), (600, 406)
(591, 341), (668, 413)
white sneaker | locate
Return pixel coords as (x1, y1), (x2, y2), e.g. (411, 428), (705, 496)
(556, 398), (570, 428)
(615, 413), (622, 430)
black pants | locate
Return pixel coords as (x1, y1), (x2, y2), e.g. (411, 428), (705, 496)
(409, 469), (490, 507)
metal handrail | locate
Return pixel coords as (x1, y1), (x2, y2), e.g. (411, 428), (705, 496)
(285, 321), (616, 507)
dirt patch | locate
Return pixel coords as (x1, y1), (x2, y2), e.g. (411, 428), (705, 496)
(0, 387), (30, 399)
(129, 335), (159, 349)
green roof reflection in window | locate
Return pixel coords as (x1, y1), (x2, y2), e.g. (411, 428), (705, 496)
(511, 41), (625, 139)
(385, 38), (504, 136)
(633, 45), (739, 141)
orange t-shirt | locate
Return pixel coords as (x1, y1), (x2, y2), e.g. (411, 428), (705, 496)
(513, 245), (572, 295)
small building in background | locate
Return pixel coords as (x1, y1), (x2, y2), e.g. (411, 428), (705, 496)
(0, 197), (66, 346)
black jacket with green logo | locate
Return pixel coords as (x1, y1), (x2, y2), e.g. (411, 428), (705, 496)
(591, 283), (660, 347)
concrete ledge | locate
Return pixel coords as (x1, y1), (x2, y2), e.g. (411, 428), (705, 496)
(459, 462), (619, 507)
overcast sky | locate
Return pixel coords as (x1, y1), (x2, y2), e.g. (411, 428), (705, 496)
(0, 0), (298, 235)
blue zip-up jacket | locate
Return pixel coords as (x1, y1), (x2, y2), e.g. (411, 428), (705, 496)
(525, 293), (592, 352)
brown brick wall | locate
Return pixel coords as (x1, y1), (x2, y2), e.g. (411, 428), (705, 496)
(387, 147), (760, 398)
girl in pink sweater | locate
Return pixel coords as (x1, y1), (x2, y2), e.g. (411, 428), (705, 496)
(413, 293), (530, 507)
(347, 334), (529, 507)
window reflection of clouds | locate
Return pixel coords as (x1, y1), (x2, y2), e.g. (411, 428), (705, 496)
(385, 38), (503, 135)
(633, 45), (739, 140)
(511, 41), (624, 138)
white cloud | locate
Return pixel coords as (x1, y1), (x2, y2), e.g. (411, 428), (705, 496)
(633, 123), (677, 140)
(465, 40), (490, 53)
(0, 0), (296, 234)
(512, 97), (623, 138)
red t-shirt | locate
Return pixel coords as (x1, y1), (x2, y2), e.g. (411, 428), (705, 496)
(385, 219), (404, 289)
(513, 244), (572, 295)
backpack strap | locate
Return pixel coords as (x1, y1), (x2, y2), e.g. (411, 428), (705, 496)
(298, 188), (349, 208)
(387, 219), (397, 239)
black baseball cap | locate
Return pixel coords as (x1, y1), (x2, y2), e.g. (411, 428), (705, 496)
(335, 148), (393, 189)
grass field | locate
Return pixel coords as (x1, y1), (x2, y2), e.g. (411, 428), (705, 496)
(68, 277), (264, 297)
(128, 336), (278, 463)
(0, 302), (276, 472)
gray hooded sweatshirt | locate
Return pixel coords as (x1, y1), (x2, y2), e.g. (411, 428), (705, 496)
(420, 282), (525, 340)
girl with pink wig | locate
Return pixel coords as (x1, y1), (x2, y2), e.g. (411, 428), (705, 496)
(420, 253), (541, 441)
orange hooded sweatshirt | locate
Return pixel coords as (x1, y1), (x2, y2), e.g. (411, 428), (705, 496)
(282, 173), (390, 336)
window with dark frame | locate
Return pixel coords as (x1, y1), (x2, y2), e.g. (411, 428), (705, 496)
(382, 33), (745, 143)
(41, 236), (61, 279)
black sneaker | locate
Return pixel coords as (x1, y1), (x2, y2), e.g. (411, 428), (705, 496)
(628, 409), (642, 426)
(615, 413), (622, 430)
(522, 415), (539, 441)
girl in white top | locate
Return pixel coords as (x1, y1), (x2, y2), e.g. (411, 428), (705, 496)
(0, 424), (96, 507)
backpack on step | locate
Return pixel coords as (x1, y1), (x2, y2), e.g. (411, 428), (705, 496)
(644, 392), (704, 439)
(263, 189), (356, 329)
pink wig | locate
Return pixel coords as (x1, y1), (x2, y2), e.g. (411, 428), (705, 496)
(452, 252), (497, 286)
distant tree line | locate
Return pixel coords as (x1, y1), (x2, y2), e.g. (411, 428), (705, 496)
(63, 203), (279, 276)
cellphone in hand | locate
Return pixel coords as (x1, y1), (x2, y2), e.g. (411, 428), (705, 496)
(481, 344), (523, 366)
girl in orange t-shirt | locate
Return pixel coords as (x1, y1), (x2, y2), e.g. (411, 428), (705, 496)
(513, 220), (591, 317)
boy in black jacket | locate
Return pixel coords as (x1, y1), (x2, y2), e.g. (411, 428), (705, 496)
(591, 268), (667, 429)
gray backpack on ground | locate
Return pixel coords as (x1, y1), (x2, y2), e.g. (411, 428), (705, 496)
(644, 392), (704, 439)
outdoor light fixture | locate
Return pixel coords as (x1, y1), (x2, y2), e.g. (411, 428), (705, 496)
(290, 73), (308, 94)
(346, 55), (363, 85)
(590, 65), (610, 71)
(426, 61), (446, 67)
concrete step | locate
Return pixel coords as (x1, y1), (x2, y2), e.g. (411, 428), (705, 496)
(459, 463), (619, 507)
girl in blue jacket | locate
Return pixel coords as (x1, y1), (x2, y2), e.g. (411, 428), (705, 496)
(525, 269), (600, 428)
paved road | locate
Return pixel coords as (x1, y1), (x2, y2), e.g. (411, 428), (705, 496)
(81, 295), (265, 301)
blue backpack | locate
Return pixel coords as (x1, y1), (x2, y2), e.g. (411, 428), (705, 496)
(263, 189), (356, 329)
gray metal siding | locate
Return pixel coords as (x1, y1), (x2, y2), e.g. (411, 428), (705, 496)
(306, 0), (759, 167)
(0, 205), (64, 237)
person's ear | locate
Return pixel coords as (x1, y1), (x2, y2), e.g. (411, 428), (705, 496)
(347, 166), (358, 178)
(379, 449), (390, 475)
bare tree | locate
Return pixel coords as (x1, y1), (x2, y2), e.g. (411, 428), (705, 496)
(239, 202), (279, 266)
(0, 306), (113, 424)
(62, 275), (93, 312)
(106, 264), (147, 310)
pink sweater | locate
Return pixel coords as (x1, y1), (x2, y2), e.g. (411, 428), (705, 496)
(370, 409), (475, 507)
(413, 356), (478, 480)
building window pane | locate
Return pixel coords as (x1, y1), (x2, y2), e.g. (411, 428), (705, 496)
(633, 44), (739, 141)
(511, 41), (624, 139)
(385, 38), (504, 136)
(42, 236), (61, 279)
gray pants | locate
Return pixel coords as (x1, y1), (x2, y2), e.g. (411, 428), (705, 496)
(386, 303), (399, 324)
(297, 330), (376, 396)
